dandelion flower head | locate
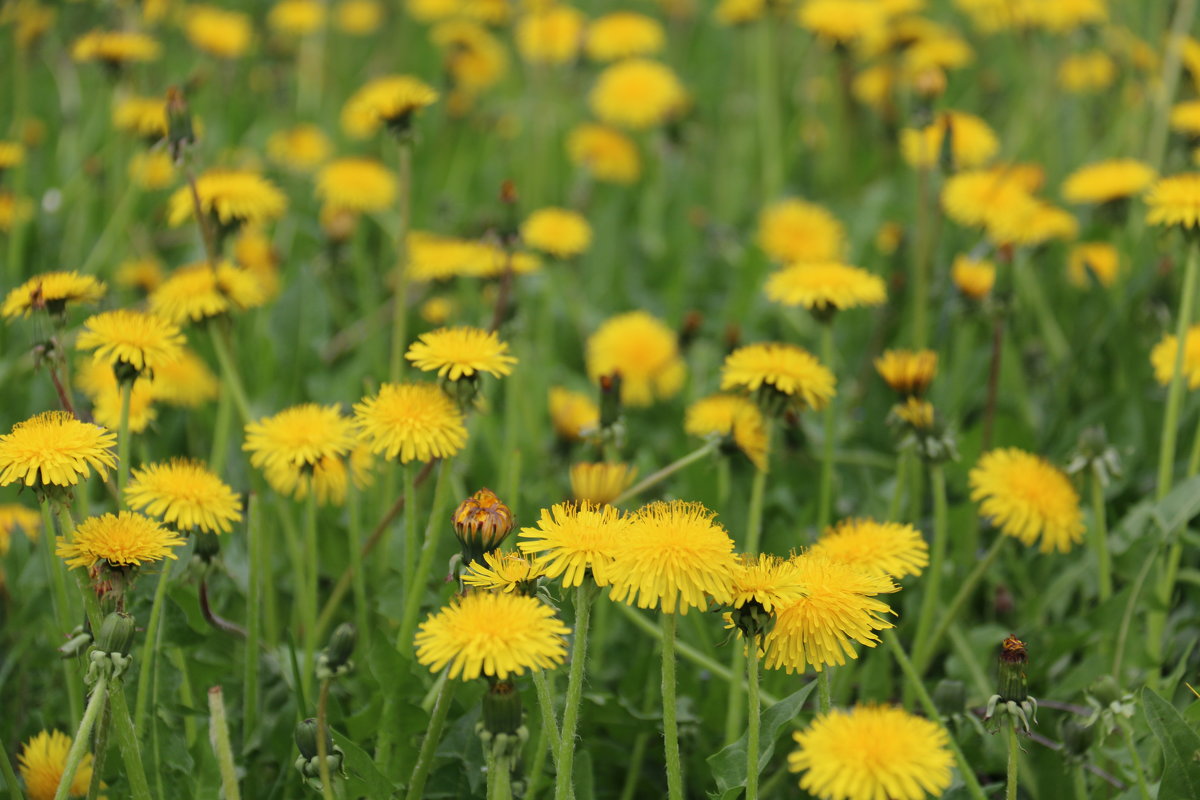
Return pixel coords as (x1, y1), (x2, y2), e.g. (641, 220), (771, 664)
(1145, 173), (1200, 229)
(0, 411), (117, 488)
(1061, 158), (1156, 205)
(341, 74), (439, 138)
(57, 511), (187, 570)
(76, 309), (185, 375)
(721, 343), (836, 411)
(3, 271), (106, 319)
(684, 393), (769, 471)
(244, 404), (367, 505)
(589, 58), (687, 130)
(184, 5), (253, 58)
(874, 349), (938, 397)
(570, 462), (636, 505)
(149, 261), (267, 324)
(585, 12), (665, 61)
(268, 0), (327, 36)
(900, 111), (998, 170)
(548, 386), (599, 441)
(567, 123), (641, 184)
(18, 730), (93, 800)
(125, 458), (243, 534)
(521, 207), (593, 258)
(765, 262), (887, 314)
(406, 326), (517, 380)
(462, 550), (546, 595)
(951, 254), (995, 300)
(354, 382), (468, 463)
(72, 29), (161, 63)
(729, 553), (808, 615)
(1150, 323), (1200, 389)
(812, 518), (928, 579)
(518, 501), (630, 587)
(586, 311), (686, 406)
(969, 448), (1085, 553)
(757, 199), (846, 264)
(267, 124), (332, 171)
(316, 157), (397, 214)
(515, 5), (586, 65)
(167, 169), (287, 227)
(1067, 242), (1120, 287)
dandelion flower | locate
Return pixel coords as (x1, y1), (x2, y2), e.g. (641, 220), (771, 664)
(607, 500), (737, 614)
(406, 326), (516, 381)
(75, 358), (158, 433)
(112, 96), (168, 139)
(570, 462), (636, 505)
(1028, 0), (1107, 33)
(1057, 51), (1116, 93)
(1150, 323), (1200, 388)
(1169, 100), (1200, 137)
(1067, 242), (1120, 287)
(354, 383), (468, 463)
(715, 0), (765, 26)
(941, 167), (1037, 229)
(758, 199), (846, 264)
(316, 157), (397, 214)
(0, 192), (34, 233)
(185, 5), (253, 58)
(129, 151), (176, 190)
(586, 311), (686, 405)
(0, 505), (41, 551)
(518, 501), (629, 587)
(58, 511), (185, 571)
(3, 271), (106, 319)
(267, 124), (332, 171)
(149, 261), (267, 324)
(798, 0), (887, 46)
(585, 12), (665, 61)
(684, 393), (769, 470)
(951, 254), (995, 300)
(245, 404), (366, 505)
(729, 553), (808, 615)
(415, 590), (570, 679)
(789, 705), (953, 800)
(763, 553), (896, 673)
(515, 6), (586, 65)
(548, 387), (599, 440)
(969, 448), (1085, 553)
(336, 0), (384, 34)
(341, 74), (439, 138)
(125, 459), (243, 534)
(1145, 173), (1200, 229)
(268, 0), (327, 36)
(0, 140), (26, 170)
(567, 123), (641, 184)
(1062, 159), (1155, 205)
(812, 518), (928, 579)
(521, 207), (593, 258)
(71, 29), (161, 64)
(0, 411), (116, 488)
(18, 730), (92, 800)
(985, 197), (1078, 248)
(721, 343), (836, 411)
(874, 349), (937, 397)
(893, 397), (935, 430)
(150, 348), (220, 407)
(167, 169), (287, 228)
(77, 309), (185, 375)
(462, 550), (545, 594)
(432, 21), (509, 94)
(589, 59), (687, 130)
(900, 111), (998, 170)
(765, 262), (887, 314)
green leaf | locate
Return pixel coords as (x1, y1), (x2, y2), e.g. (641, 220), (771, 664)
(706, 682), (816, 800)
(1142, 687), (1200, 800)
(333, 727), (397, 800)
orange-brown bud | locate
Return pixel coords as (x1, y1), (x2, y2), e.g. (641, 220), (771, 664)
(452, 488), (515, 565)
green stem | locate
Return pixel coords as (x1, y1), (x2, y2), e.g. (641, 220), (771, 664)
(554, 584), (595, 800)
(746, 645), (761, 800)
(116, 381), (132, 503)
(53, 676), (107, 800)
(244, 495), (262, 754)
(395, 459), (452, 653)
(134, 563), (172, 733)
(107, 682), (153, 800)
(887, 449), (908, 522)
(1014, 249), (1070, 365)
(403, 462), (417, 595)
(531, 668), (561, 775)
(817, 323), (837, 530)
(0, 737), (22, 800)
(1186, 407), (1200, 477)
(208, 379), (233, 472)
(914, 534), (1007, 675)
(1112, 543), (1157, 680)
(816, 670), (831, 713)
(754, 16), (781, 199)
(347, 484), (369, 653)
(613, 440), (718, 505)
(488, 748), (514, 800)
(660, 612), (683, 800)
(1006, 718), (1019, 800)
(316, 680), (336, 800)
(208, 324), (253, 425)
(910, 463), (948, 667)
(40, 501), (83, 722)
(208, 686), (241, 800)
(388, 141), (412, 382)
(884, 630), (988, 800)
(405, 675), (457, 800)
(56, 505), (103, 635)
(912, 168), (931, 350)
(1146, 0), (1197, 170)
(1071, 765), (1089, 800)
(1119, 721), (1152, 800)
(1090, 467), (1112, 603)
(86, 698), (111, 800)
(303, 494), (320, 699)
(1156, 240), (1200, 500)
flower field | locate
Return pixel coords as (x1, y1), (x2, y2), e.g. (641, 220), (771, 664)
(3, 1), (1200, 799)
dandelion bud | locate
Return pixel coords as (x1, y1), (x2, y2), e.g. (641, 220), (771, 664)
(96, 612), (136, 657)
(294, 718), (330, 761)
(997, 635), (1028, 703)
(482, 679), (524, 737)
(452, 488), (515, 566)
(193, 532), (221, 564)
(1060, 718), (1095, 760)
(317, 622), (358, 679)
(598, 372), (623, 430)
(165, 87), (195, 162)
(679, 310), (704, 352)
(932, 679), (966, 717)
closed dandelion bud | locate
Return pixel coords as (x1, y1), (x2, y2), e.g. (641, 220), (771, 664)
(96, 612), (135, 657)
(482, 679), (524, 737)
(193, 532), (221, 564)
(598, 372), (623, 430)
(317, 622), (357, 679)
(1060, 718), (1095, 760)
(112, 360), (142, 386)
(997, 635), (1028, 703)
(932, 679), (966, 717)
(294, 718), (329, 762)
(165, 87), (195, 162)
(452, 488), (515, 566)
(1089, 675), (1123, 708)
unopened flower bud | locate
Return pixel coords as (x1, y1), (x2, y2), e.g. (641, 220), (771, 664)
(165, 87), (195, 162)
(295, 718), (331, 761)
(96, 612), (136, 657)
(1060, 718), (1095, 760)
(452, 488), (515, 566)
(997, 635), (1029, 703)
(482, 679), (524, 737)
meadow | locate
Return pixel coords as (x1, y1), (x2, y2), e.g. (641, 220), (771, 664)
(2, 1), (1200, 799)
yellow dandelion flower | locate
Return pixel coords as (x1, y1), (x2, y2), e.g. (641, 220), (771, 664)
(1150, 323), (1200, 389)
(586, 311), (686, 406)
(1061, 158), (1156, 205)
(715, 0), (765, 26)
(406, 0), (458, 23)
(462, 550), (545, 594)
(1067, 242), (1120, 287)
(0, 140), (26, 170)
(336, 0), (384, 35)
(0, 504), (41, 554)
(570, 462), (636, 505)
(684, 393), (769, 471)
(757, 199), (846, 264)
(354, 383), (468, 463)
(874, 349), (937, 397)
(969, 448), (1085, 553)
(720, 343), (836, 410)
(112, 96), (167, 139)
(789, 705), (953, 800)
(951, 254), (995, 300)
(7, 2), (56, 50)
(149, 261), (267, 324)
(406, 326), (517, 380)
(268, 0), (327, 36)
(1027, 0), (1107, 33)
(234, 227), (280, 295)
(516, 5), (586, 65)
(851, 64), (894, 114)
(765, 262), (887, 314)
(589, 58), (687, 130)
(71, 29), (161, 64)
(893, 397), (935, 430)
(875, 221), (904, 256)
(432, 21), (509, 94)
(475, 243), (543, 278)
(941, 167), (1037, 229)
(900, 111), (998, 170)
(149, 347), (220, 407)
(728, 553), (808, 614)
(420, 295), (455, 325)
(0, 192), (34, 233)
(3, 271), (105, 319)
(521, 207), (593, 258)
(341, 74), (439, 138)
(125, 458), (243, 534)
(518, 501), (629, 587)
(1169, 100), (1200, 137)
(267, 124), (332, 172)
(128, 151), (176, 190)
(798, 0), (887, 46)
(75, 358), (158, 433)
(0, 411), (116, 488)
(585, 12), (665, 61)
(166, 169), (287, 227)
(316, 157), (397, 214)
(185, 5), (253, 58)
(18, 730), (92, 800)
(985, 198), (1078, 247)
(1145, 173), (1200, 229)
(76, 309), (185, 374)
(548, 386), (599, 440)
(244, 404), (364, 505)
(1057, 50), (1116, 93)
(57, 511), (186, 570)
(763, 552), (896, 673)
(812, 518), (928, 579)
(567, 123), (641, 184)
(607, 500), (737, 614)
(461, 0), (510, 24)
(415, 590), (571, 680)
(903, 34), (974, 75)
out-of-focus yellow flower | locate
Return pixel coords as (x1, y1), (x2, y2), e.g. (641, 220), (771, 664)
(900, 111), (998, 170)
(589, 59), (687, 130)
(336, 0), (384, 34)
(684, 393), (769, 470)
(874, 350), (937, 397)
(1066, 242), (1120, 287)
(765, 262), (887, 314)
(185, 5), (254, 59)
(549, 387), (599, 440)
(585, 12), (665, 61)
(586, 311), (686, 406)
(985, 198), (1078, 248)
(567, 123), (641, 184)
(1027, 0), (1107, 34)
(5, 1), (56, 49)
(149, 261), (266, 324)
(116, 258), (166, 293)
(1061, 158), (1155, 205)
(1145, 173), (1200, 230)
(166, 169), (287, 228)
(406, 0), (458, 23)
(0, 141), (26, 171)
(516, 5), (586, 65)
(941, 166), (1038, 230)
(758, 199), (845, 264)
(721, 342), (836, 411)
(18, 730), (93, 800)
(714, 0), (765, 26)
(420, 295), (455, 325)
(129, 150), (176, 190)
(951, 254), (995, 301)
(520, 207), (592, 258)
(1150, 323), (1200, 389)
(1057, 51), (1116, 93)
(432, 21), (509, 94)
(316, 157), (397, 214)
(267, 125), (332, 172)
(2, 271), (105, 318)
(269, 0), (327, 37)
(341, 74), (439, 138)
(875, 221), (903, 255)
(1169, 100), (1200, 137)
(570, 462), (637, 505)
(798, 0), (887, 46)
(71, 29), (161, 64)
